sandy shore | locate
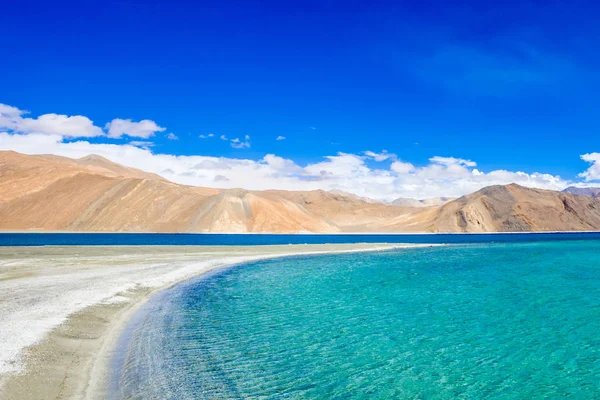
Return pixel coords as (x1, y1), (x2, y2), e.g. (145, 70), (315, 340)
(0, 243), (431, 400)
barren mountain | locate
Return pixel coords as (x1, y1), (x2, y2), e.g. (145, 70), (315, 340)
(328, 189), (380, 204)
(0, 151), (340, 232)
(2, 151), (600, 233)
(260, 189), (410, 230)
(390, 196), (455, 207)
(429, 184), (600, 232)
(37, 153), (166, 181)
(562, 186), (600, 198)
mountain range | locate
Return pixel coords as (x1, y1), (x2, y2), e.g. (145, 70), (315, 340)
(2, 150), (600, 233)
(562, 186), (600, 198)
(390, 197), (455, 207)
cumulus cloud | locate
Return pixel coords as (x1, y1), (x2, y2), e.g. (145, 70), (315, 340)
(231, 135), (251, 149)
(276, 136), (286, 140)
(167, 133), (178, 140)
(220, 135), (228, 140)
(578, 153), (600, 181)
(0, 103), (171, 142)
(0, 129), (579, 199)
(0, 103), (103, 138)
(129, 141), (154, 149)
(0, 104), (22, 117)
(105, 118), (166, 139)
(0, 103), (593, 200)
(391, 160), (415, 174)
(214, 175), (229, 182)
(263, 154), (301, 173)
(429, 156), (476, 167)
(199, 133), (214, 139)
(364, 150), (396, 162)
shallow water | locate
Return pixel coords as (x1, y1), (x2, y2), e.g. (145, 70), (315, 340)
(113, 241), (600, 398)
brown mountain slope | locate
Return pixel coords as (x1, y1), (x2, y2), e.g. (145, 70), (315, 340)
(328, 189), (380, 204)
(0, 151), (94, 203)
(0, 151), (169, 203)
(562, 186), (600, 198)
(429, 184), (600, 232)
(342, 184), (600, 233)
(37, 153), (166, 181)
(3, 151), (600, 233)
(0, 151), (340, 232)
(260, 189), (413, 229)
(0, 173), (211, 231)
(390, 196), (455, 207)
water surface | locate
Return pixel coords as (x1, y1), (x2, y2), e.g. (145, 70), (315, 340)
(3, 231), (600, 246)
(113, 240), (600, 398)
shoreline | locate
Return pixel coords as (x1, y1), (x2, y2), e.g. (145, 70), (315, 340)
(0, 243), (432, 399)
(2, 230), (600, 235)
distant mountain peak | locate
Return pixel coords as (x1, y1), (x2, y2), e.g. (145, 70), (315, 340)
(328, 189), (381, 204)
(390, 196), (455, 207)
(562, 186), (600, 198)
(3, 153), (600, 234)
(78, 154), (110, 161)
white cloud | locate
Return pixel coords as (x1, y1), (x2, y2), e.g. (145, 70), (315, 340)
(0, 104), (23, 116)
(429, 156), (477, 167)
(231, 135), (251, 149)
(194, 129), (251, 148)
(0, 130), (578, 200)
(0, 103), (171, 141)
(0, 103), (593, 201)
(105, 118), (166, 139)
(391, 160), (415, 174)
(578, 153), (600, 181)
(129, 141), (154, 149)
(304, 153), (369, 177)
(0, 104), (103, 138)
(263, 154), (300, 172)
(167, 133), (178, 140)
(276, 136), (286, 141)
(364, 150), (396, 161)
(23, 114), (104, 138)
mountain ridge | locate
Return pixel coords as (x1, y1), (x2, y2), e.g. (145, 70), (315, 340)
(2, 151), (600, 233)
(562, 186), (600, 198)
(390, 196), (456, 207)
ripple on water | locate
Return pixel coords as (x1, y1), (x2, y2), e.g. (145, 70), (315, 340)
(112, 241), (600, 399)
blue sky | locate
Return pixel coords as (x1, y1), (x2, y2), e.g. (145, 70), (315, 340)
(1, 0), (600, 199)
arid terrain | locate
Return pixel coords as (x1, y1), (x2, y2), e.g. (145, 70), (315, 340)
(2, 150), (600, 233)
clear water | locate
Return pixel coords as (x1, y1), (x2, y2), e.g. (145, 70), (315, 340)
(113, 241), (600, 399)
(3, 231), (600, 246)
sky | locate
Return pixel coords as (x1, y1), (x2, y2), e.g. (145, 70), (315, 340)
(2, 0), (600, 200)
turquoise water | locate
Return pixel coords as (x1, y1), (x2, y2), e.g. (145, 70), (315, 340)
(113, 241), (600, 398)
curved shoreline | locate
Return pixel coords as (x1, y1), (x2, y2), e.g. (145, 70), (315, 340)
(0, 243), (432, 399)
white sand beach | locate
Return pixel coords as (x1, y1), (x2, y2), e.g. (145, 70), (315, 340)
(0, 243), (429, 399)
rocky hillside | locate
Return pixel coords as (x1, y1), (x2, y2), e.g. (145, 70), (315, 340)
(0, 152), (355, 232)
(562, 186), (600, 198)
(390, 196), (455, 207)
(430, 184), (600, 232)
(2, 151), (600, 233)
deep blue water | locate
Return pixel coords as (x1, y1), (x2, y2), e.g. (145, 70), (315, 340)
(2, 231), (600, 246)
(112, 240), (600, 399)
